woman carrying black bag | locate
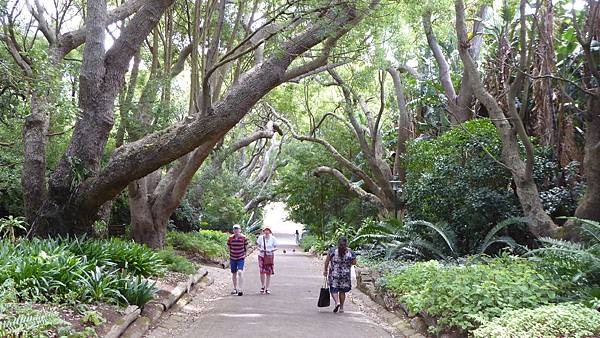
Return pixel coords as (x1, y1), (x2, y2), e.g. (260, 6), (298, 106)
(323, 237), (356, 313)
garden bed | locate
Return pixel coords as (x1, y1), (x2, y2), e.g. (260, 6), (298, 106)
(355, 255), (600, 338)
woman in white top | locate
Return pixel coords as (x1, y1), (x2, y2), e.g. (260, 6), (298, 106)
(257, 227), (277, 294)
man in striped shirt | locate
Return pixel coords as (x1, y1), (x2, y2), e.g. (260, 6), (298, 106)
(228, 224), (249, 296)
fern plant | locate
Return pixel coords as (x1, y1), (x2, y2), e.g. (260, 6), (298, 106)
(529, 217), (600, 285)
(380, 218), (526, 261)
(0, 311), (66, 337)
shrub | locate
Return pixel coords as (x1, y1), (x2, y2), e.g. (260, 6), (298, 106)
(117, 276), (157, 308)
(385, 255), (560, 331)
(473, 303), (600, 338)
(166, 230), (228, 260)
(0, 238), (159, 307)
(404, 119), (521, 254)
(157, 248), (197, 274)
(69, 237), (164, 277)
(299, 234), (332, 253)
(0, 279), (71, 337)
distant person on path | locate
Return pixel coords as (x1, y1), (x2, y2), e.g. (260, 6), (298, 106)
(295, 229), (300, 244)
(257, 227), (277, 294)
(323, 236), (356, 313)
(228, 224), (249, 296)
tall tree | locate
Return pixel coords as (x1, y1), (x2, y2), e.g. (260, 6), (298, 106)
(455, 0), (558, 237)
(0, 0), (143, 226)
(26, 0), (379, 237)
(276, 66), (414, 217)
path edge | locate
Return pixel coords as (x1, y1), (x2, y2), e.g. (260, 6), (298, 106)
(103, 268), (209, 338)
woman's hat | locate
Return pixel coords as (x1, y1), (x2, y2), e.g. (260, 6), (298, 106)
(262, 227), (272, 233)
(232, 224), (241, 230)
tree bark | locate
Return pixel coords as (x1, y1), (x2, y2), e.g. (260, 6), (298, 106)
(529, 0), (557, 150)
(388, 67), (411, 182)
(569, 94), (600, 238)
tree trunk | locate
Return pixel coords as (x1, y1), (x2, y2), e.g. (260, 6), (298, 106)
(568, 94), (600, 239)
(129, 172), (167, 249)
(22, 89), (51, 226)
(455, 0), (557, 237)
(388, 67), (411, 182)
(40, 0), (176, 236)
(529, 0), (557, 150)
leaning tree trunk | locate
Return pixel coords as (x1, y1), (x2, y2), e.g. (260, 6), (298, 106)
(455, 0), (558, 237)
(42, 0), (175, 236)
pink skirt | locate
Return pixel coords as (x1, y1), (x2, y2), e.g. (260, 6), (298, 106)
(258, 255), (274, 275)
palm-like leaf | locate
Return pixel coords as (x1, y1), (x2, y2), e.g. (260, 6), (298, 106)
(406, 220), (457, 255)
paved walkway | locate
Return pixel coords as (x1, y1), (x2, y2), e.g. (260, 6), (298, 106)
(145, 204), (394, 338)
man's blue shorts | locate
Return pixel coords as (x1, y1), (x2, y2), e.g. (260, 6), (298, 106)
(230, 258), (245, 273)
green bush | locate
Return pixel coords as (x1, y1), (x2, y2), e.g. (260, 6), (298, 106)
(157, 248), (197, 274)
(69, 237), (164, 277)
(166, 230), (228, 260)
(0, 279), (71, 337)
(473, 303), (600, 338)
(385, 255), (560, 331)
(404, 119), (522, 254)
(0, 238), (159, 307)
(117, 276), (157, 308)
(299, 234), (332, 253)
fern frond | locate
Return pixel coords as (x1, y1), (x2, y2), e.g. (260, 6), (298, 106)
(537, 237), (584, 250)
(479, 217), (528, 251)
(477, 236), (517, 254)
(406, 220), (457, 254)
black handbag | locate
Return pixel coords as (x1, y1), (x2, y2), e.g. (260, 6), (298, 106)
(317, 277), (330, 307)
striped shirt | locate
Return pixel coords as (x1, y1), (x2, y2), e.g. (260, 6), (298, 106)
(228, 234), (249, 260)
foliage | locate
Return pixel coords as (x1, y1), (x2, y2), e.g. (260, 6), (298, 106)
(117, 276), (157, 308)
(299, 234), (333, 253)
(166, 230), (228, 260)
(0, 279), (71, 337)
(157, 248), (198, 274)
(384, 255), (560, 331)
(313, 216), (525, 261)
(473, 303), (600, 338)
(196, 171), (249, 232)
(529, 217), (600, 286)
(404, 119), (524, 254)
(0, 307), (68, 338)
(69, 237), (164, 277)
(80, 311), (105, 327)
(0, 238), (159, 306)
(0, 216), (27, 243)
(276, 141), (378, 233)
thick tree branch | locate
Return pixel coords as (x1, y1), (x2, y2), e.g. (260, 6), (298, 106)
(73, 0), (376, 214)
(313, 166), (383, 209)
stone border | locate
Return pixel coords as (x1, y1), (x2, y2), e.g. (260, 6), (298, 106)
(103, 268), (209, 338)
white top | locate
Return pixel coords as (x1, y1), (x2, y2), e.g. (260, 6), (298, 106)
(257, 235), (277, 257)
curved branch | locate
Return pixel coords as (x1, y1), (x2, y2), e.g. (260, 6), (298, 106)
(313, 166), (383, 209)
(270, 105), (381, 195)
(423, 9), (456, 102)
